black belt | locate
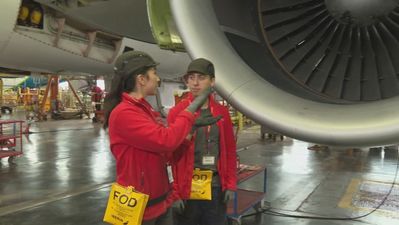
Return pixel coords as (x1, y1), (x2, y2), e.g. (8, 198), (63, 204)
(147, 191), (170, 207)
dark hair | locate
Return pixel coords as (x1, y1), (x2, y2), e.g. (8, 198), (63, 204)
(103, 66), (152, 128)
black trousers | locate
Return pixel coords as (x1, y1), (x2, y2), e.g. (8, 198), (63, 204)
(176, 186), (227, 225)
(142, 208), (173, 225)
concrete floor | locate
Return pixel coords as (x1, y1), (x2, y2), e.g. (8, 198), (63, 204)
(0, 116), (398, 225)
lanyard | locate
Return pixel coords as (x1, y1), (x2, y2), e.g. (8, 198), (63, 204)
(203, 125), (211, 154)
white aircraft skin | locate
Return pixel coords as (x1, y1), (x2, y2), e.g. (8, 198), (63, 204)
(0, 0), (190, 79)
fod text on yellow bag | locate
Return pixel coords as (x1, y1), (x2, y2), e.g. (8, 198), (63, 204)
(189, 169), (212, 200)
(103, 183), (149, 225)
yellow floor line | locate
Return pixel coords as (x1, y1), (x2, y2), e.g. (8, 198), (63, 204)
(338, 179), (399, 218)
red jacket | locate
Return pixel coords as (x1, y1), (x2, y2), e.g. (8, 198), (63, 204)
(108, 93), (195, 220)
(167, 93), (237, 200)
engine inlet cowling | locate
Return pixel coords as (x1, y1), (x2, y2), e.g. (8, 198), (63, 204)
(170, 0), (399, 147)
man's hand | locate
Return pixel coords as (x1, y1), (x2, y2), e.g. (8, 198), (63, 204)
(172, 199), (185, 214)
(223, 190), (235, 204)
(194, 115), (222, 127)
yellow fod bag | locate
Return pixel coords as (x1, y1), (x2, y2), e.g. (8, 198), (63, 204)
(103, 183), (149, 225)
(189, 169), (213, 200)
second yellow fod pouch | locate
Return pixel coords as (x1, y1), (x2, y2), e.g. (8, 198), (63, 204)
(189, 169), (213, 200)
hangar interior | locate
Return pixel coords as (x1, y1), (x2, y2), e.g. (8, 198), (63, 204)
(1, 0), (399, 225)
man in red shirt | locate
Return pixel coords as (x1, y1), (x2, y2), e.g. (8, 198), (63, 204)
(168, 58), (237, 225)
(90, 84), (103, 111)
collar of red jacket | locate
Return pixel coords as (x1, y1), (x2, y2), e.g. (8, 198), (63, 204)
(121, 92), (165, 125)
(121, 92), (152, 109)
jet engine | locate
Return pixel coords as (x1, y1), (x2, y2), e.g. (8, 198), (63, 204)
(170, 0), (399, 146)
(2, 0), (399, 147)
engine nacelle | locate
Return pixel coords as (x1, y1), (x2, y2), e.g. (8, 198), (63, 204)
(170, 0), (399, 146)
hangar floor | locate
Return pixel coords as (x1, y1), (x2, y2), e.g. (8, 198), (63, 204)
(0, 116), (398, 225)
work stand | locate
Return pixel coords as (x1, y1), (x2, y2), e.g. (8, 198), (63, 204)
(227, 164), (267, 225)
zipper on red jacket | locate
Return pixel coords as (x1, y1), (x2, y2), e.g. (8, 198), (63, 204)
(125, 95), (159, 123)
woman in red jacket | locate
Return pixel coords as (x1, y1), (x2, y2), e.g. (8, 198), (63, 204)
(104, 51), (211, 225)
(168, 58), (237, 225)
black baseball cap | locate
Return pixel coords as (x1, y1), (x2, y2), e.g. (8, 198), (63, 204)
(114, 51), (159, 76)
(186, 58), (215, 77)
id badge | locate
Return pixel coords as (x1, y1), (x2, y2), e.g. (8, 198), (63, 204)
(202, 156), (216, 166)
(166, 165), (174, 183)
